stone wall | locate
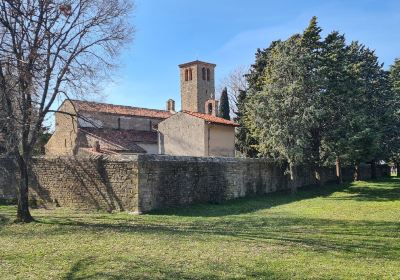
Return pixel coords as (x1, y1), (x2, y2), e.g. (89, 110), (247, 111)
(0, 158), (17, 200)
(0, 155), (390, 213)
(0, 156), (140, 212)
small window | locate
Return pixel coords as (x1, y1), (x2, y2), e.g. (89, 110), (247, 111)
(208, 103), (213, 115)
(185, 69), (189, 81)
(207, 68), (210, 81)
(64, 139), (67, 147)
(117, 117), (121, 129)
(189, 68), (193, 80)
(202, 67), (206, 80)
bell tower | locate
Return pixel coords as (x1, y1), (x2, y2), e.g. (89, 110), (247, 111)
(179, 60), (216, 113)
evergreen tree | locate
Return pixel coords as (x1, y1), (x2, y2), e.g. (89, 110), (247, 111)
(319, 31), (352, 183)
(234, 90), (258, 157)
(244, 17), (327, 191)
(388, 59), (400, 175)
(245, 34), (313, 192)
(234, 41), (281, 158)
(345, 42), (386, 178)
(219, 87), (231, 120)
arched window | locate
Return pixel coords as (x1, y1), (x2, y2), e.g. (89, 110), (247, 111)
(184, 69), (189, 81)
(189, 68), (193, 80)
(206, 68), (210, 81)
(202, 67), (206, 80)
(208, 103), (213, 115)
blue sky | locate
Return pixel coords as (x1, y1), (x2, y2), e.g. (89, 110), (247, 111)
(97, 0), (400, 111)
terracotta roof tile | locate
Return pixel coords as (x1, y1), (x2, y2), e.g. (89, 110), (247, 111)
(80, 128), (157, 153)
(68, 100), (172, 119)
(183, 111), (239, 127)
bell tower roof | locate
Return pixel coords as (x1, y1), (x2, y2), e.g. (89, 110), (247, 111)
(179, 60), (216, 68)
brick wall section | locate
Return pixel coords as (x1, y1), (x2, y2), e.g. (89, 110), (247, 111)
(0, 155), (390, 213)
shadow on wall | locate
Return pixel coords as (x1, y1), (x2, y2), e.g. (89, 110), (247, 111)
(29, 157), (136, 212)
(150, 180), (347, 217)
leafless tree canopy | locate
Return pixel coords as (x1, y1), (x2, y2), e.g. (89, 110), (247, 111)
(0, 0), (134, 222)
(0, 0), (133, 154)
(218, 65), (248, 115)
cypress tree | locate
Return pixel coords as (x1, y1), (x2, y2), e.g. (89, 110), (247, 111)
(219, 87), (230, 120)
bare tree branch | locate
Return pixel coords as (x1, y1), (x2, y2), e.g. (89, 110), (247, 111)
(0, 0), (135, 222)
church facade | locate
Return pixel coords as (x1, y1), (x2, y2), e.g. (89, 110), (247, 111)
(45, 60), (238, 157)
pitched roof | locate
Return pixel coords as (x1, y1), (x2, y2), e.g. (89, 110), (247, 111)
(178, 60), (216, 68)
(80, 128), (158, 153)
(66, 100), (172, 119)
(182, 111), (239, 127)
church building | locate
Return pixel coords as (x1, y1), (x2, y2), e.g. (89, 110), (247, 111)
(45, 60), (238, 157)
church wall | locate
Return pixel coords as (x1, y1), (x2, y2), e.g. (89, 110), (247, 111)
(207, 124), (236, 157)
(137, 143), (158, 155)
(78, 111), (162, 132)
(158, 112), (207, 156)
(45, 101), (79, 156)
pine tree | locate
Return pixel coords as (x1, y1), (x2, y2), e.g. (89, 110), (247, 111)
(219, 87), (231, 120)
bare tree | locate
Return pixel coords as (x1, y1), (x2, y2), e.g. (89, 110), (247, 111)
(0, 0), (134, 222)
(218, 65), (249, 115)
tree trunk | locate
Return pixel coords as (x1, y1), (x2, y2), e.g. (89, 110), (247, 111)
(289, 163), (297, 194)
(371, 161), (377, 180)
(336, 156), (343, 185)
(354, 163), (361, 181)
(315, 165), (322, 187)
(15, 155), (34, 223)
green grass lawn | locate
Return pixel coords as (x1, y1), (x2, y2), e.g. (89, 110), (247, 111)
(1, 178), (399, 280)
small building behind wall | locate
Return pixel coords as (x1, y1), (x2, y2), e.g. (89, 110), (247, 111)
(157, 111), (239, 157)
(45, 99), (172, 156)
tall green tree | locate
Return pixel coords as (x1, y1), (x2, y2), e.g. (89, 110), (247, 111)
(245, 33), (315, 192)
(319, 31), (352, 184)
(219, 87), (231, 120)
(345, 42), (387, 179)
(388, 59), (400, 175)
(234, 90), (258, 157)
(234, 40), (281, 158)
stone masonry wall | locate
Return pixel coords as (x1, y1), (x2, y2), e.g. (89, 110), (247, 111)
(0, 155), (390, 213)
(0, 155), (140, 212)
(135, 155), (390, 213)
(0, 158), (17, 200)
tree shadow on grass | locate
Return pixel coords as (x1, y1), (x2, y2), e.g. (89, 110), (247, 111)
(2, 177), (399, 262)
(61, 256), (287, 280)
(150, 176), (400, 217)
(149, 181), (348, 217)
(331, 177), (400, 202)
(30, 211), (400, 261)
